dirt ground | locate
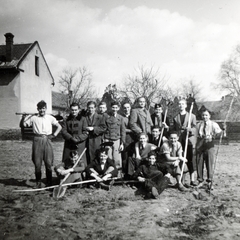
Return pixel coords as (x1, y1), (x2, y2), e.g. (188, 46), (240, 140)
(0, 140), (240, 240)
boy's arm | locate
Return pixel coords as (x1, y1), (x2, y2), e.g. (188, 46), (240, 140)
(135, 142), (141, 159)
(213, 122), (222, 137)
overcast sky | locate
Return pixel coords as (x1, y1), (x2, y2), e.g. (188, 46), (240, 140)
(1, 0), (240, 100)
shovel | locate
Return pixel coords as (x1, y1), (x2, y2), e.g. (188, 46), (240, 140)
(53, 148), (86, 199)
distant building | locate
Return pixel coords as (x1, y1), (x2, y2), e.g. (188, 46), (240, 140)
(0, 33), (54, 129)
(52, 91), (68, 116)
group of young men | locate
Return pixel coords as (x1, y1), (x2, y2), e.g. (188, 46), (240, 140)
(23, 96), (222, 198)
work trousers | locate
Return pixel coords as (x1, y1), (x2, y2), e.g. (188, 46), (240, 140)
(196, 140), (215, 183)
(144, 172), (169, 195)
(181, 140), (196, 174)
(32, 135), (54, 184)
(105, 139), (122, 169)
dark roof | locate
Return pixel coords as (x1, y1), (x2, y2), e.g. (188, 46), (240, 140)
(197, 101), (222, 112)
(0, 41), (54, 84)
(0, 43), (32, 68)
(52, 91), (68, 109)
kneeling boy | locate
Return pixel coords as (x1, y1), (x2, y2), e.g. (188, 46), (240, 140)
(54, 150), (86, 193)
(159, 131), (189, 191)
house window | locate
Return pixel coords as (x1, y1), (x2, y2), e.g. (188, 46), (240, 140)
(35, 56), (39, 76)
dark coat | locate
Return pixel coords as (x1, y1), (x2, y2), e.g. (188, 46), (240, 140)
(82, 113), (107, 163)
(173, 112), (197, 146)
(151, 113), (170, 136)
(121, 114), (134, 147)
(61, 114), (88, 165)
(85, 157), (118, 177)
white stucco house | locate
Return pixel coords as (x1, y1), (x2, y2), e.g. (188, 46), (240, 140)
(0, 33), (55, 129)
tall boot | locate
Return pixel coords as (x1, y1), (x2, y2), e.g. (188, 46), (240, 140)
(35, 172), (42, 188)
(46, 170), (52, 187)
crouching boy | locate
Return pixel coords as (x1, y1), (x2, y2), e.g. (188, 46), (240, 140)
(54, 150), (86, 185)
(85, 147), (118, 190)
(159, 131), (189, 191)
(133, 151), (170, 199)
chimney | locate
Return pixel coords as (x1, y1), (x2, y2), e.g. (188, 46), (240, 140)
(4, 33), (14, 62)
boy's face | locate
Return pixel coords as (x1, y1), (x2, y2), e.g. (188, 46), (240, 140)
(123, 103), (131, 115)
(139, 135), (148, 145)
(38, 106), (47, 116)
(70, 106), (79, 117)
(154, 107), (162, 116)
(138, 98), (146, 108)
(151, 128), (160, 138)
(202, 111), (211, 122)
(178, 100), (187, 111)
(111, 105), (119, 114)
(169, 133), (179, 144)
(87, 104), (96, 115)
(148, 155), (156, 165)
(99, 152), (108, 162)
(99, 104), (107, 114)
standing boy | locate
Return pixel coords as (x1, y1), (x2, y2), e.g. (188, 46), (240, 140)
(23, 100), (62, 188)
(82, 101), (107, 164)
(61, 102), (88, 165)
(98, 101), (108, 118)
(121, 102), (135, 174)
(196, 109), (222, 190)
(173, 99), (197, 186)
(151, 103), (170, 145)
(104, 101), (126, 171)
(129, 96), (153, 138)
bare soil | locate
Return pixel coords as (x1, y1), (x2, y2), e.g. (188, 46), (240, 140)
(0, 140), (240, 240)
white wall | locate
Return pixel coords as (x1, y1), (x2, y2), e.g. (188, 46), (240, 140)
(19, 43), (53, 114)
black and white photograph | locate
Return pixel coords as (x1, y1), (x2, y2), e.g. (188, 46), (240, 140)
(0, 0), (240, 239)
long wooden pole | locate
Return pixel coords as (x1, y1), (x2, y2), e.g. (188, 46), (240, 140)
(158, 107), (168, 148)
(13, 177), (123, 193)
(179, 102), (194, 182)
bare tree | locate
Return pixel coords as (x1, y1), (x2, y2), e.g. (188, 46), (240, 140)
(180, 77), (202, 101)
(119, 65), (167, 108)
(59, 67), (96, 109)
(218, 45), (240, 96)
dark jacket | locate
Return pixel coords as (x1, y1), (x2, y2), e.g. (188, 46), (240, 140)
(61, 114), (88, 164)
(104, 114), (126, 144)
(172, 112), (197, 146)
(85, 157), (118, 177)
(82, 113), (107, 163)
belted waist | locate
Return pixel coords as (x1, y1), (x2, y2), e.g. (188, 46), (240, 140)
(34, 134), (51, 138)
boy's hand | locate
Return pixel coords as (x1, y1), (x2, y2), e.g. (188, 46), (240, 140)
(102, 174), (111, 181)
(95, 176), (103, 182)
(162, 122), (169, 129)
(86, 127), (94, 131)
(136, 155), (142, 160)
(179, 157), (188, 162)
(70, 137), (79, 144)
(173, 160), (180, 167)
(138, 177), (145, 182)
(119, 143), (124, 152)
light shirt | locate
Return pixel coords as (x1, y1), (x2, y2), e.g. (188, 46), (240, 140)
(198, 120), (222, 139)
(27, 114), (58, 135)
